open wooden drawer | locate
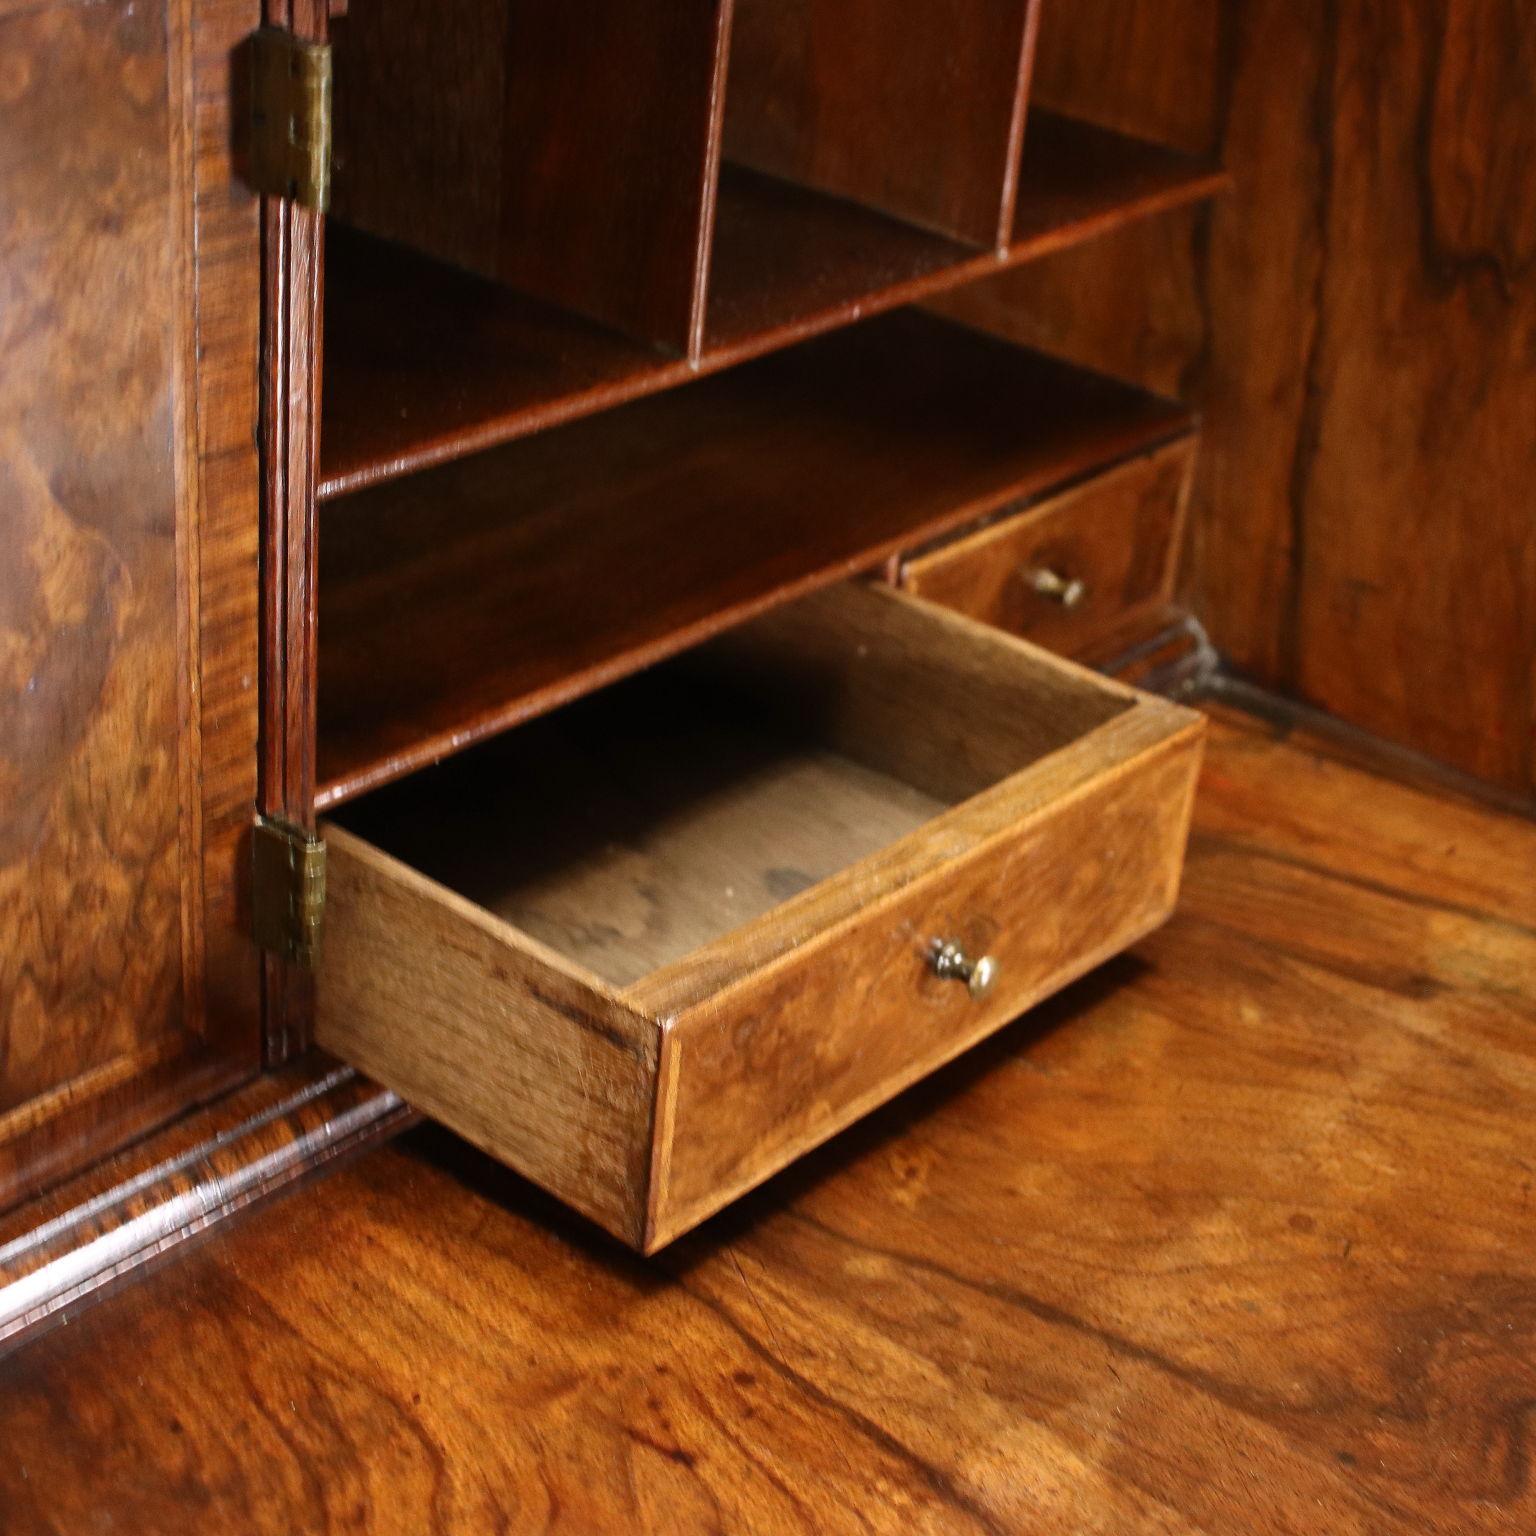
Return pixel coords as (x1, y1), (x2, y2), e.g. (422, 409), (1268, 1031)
(315, 583), (1204, 1251)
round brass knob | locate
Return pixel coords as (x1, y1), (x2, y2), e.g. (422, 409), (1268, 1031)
(1026, 566), (1087, 609)
(929, 939), (999, 999)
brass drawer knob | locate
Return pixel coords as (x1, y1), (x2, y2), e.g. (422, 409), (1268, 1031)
(929, 939), (998, 999)
(1026, 566), (1087, 609)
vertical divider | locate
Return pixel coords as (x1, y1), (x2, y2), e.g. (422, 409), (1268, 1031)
(995, 0), (1047, 247)
(687, 0), (736, 361)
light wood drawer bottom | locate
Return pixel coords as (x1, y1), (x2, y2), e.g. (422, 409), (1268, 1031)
(316, 583), (1204, 1251)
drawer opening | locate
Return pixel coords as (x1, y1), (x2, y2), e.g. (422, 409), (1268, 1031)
(329, 590), (1131, 988)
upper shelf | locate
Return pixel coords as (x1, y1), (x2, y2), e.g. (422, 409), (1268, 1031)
(320, 110), (1225, 500)
(1012, 111), (1231, 252)
(316, 308), (1193, 808)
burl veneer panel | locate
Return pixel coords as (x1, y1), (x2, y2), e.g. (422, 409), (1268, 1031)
(0, 0), (261, 1204)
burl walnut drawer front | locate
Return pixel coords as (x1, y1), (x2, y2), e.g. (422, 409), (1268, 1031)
(315, 584), (1204, 1251)
(901, 434), (1196, 655)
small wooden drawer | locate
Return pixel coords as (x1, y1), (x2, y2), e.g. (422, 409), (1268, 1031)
(900, 435), (1196, 655)
(315, 584), (1204, 1251)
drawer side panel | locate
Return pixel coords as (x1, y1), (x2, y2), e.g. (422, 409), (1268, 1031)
(316, 827), (660, 1246)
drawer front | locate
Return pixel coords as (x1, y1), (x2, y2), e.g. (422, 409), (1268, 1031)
(650, 719), (1202, 1246)
(901, 435), (1195, 654)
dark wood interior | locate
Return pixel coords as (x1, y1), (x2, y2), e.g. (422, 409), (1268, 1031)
(330, 0), (732, 354)
(316, 310), (1186, 806)
(723, 0), (1036, 248)
(320, 112), (1223, 499)
(1011, 110), (1227, 248)
(941, 0), (1536, 798)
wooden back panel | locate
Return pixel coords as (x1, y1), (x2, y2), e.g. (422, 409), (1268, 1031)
(724, 0), (1040, 247)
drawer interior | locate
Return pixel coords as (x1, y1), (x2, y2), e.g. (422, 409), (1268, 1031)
(329, 584), (1133, 989)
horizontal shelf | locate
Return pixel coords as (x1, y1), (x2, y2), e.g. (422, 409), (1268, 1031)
(319, 228), (686, 502)
(320, 111), (1224, 501)
(316, 309), (1192, 808)
(702, 164), (976, 360)
(1012, 110), (1231, 251)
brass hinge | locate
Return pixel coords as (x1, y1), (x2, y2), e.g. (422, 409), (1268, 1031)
(248, 27), (332, 211)
(252, 816), (327, 969)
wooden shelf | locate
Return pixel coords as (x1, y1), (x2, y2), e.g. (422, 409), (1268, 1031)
(319, 113), (1225, 502)
(702, 164), (976, 360)
(316, 309), (1191, 808)
(320, 228), (686, 501)
(1012, 111), (1230, 253)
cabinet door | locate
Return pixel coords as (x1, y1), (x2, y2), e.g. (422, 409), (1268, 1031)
(0, 0), (265, 1203)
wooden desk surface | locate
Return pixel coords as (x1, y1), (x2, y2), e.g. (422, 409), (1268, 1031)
(3, 710), (1534, 1535)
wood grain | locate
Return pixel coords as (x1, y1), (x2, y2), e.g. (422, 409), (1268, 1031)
(1030, 0), (1221, 156)
(177, 0), (267, 1074)
(702, 163), (977, 354)
(0, 0), (261, 1206)
(0, 0), (185, 1113)
(333, 705), (948, 991)
(316, 310), (1190, 806)
(0, 1061), (408, 1345)
(931, 0), (1220, 397)
(326, 584), (1148, 991)
(331, 0), (732, 354)
(929, 202), (1212, 405)
(629, 705), (1192, 1019)
(258, 0), (330, 1062)
(3, 710), (1533, 1531)
(901, 435), (1196, 654)
(1012, 110), (1228, 249)
(319, 225), (684, 499)
(724, 0), (1038, 247)
(1222, 1), (1536, 793)
(691, 581), (1138, 807)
